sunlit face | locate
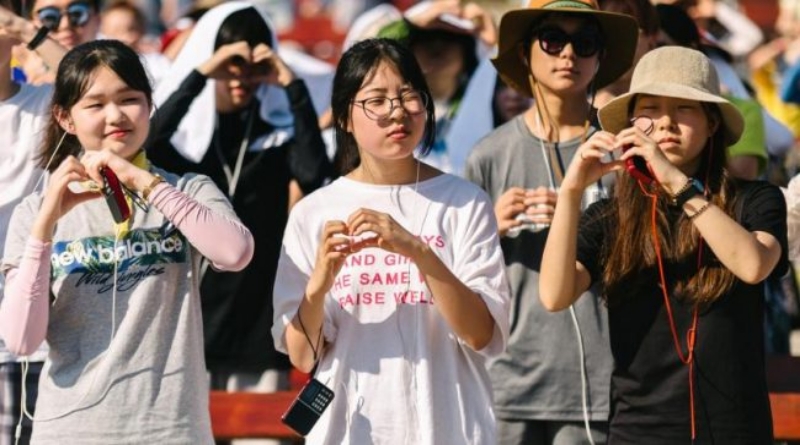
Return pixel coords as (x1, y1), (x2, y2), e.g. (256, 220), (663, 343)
(411, 37), (464, 98)
(32, 0), (99, 49)
(100, 8), (141, 48)
(632, 94), (716, 173)
(525, 16), (602, 95)
(213, 50), (263, 113)
(348, 60), (427, 163)
(60, 66), (151, 159)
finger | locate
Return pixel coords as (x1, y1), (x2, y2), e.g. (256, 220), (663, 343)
(322, 220), (348, 241)
(69, 189), (103, 206)
(346, 208), (382, 232)
(499, 187), (526, 205)
(524, 194), (550, 206)
(327, 234), (352, 253)
(497, 202), (526, 220)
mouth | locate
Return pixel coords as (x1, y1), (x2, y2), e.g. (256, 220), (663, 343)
(658, 137), (681, 147)
(106, 129), (131, 139)
(388, 127), (409, 140)
(231, 85), (252, 97)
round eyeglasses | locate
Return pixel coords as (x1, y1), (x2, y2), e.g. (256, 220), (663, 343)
(353, 90), (429, 121)
(36, 1), (92, 30)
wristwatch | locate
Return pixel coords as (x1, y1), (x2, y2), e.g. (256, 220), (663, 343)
(142, 174), (165, 201)
(671, 178), (704, 207)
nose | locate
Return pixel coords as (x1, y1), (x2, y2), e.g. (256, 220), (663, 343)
(654, 111), (677, 130)
(105, 103), (125, 125)
(559, 42), (576, 58)
(387, 98), (408, 119)
(56, 13), (71, 31)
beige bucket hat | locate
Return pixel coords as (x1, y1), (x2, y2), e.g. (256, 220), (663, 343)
(598, 46), (744, 146)
(492, 0), (639, 97)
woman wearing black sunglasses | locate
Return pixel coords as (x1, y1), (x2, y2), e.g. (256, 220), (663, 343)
(9, 0), (98, 84)
(464, 1), (639, 444)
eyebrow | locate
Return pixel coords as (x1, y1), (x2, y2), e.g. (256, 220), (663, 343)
(81, 87), (141, 100)
(360, 85), (413, 95)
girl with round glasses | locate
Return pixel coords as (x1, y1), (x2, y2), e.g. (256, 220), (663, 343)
(272, 38), (510, 444)
(464, 1), (639, 443)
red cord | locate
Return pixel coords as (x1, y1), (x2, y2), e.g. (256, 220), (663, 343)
(645, 190), (700, 441)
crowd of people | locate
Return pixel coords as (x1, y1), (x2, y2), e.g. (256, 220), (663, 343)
(0, 0), (798, 444)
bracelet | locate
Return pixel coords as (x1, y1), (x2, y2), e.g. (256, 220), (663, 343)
(141, 174), (165, 201)
(688, 201), (712, 220)
(669, 177), (693, 199)
(27, 27), (50, 51)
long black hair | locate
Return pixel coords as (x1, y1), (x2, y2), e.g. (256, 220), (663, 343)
(331, 38), (436, 175)
(38, 39), (152, 171)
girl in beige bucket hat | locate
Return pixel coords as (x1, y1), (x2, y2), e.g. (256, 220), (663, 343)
(540, 45), (787, 444)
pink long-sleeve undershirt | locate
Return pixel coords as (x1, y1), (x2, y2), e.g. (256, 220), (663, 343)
(0, 183), (254, 356)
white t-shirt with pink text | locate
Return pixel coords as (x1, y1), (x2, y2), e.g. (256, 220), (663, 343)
(273, 172), (510, 445)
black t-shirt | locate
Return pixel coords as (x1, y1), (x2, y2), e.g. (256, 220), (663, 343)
(576, 180), (788, 445)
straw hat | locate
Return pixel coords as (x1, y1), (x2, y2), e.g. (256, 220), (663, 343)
(492, 0), (639, 96)
(598, 46), (744, 146)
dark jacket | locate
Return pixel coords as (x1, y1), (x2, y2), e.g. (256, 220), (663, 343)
(146, 70), (330, 371)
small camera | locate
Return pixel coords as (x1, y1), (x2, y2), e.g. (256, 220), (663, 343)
(281, 378), (334, 436)
(622, 145), (655, 185)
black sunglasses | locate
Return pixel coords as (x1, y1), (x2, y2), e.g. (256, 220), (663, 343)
(36, 1), (92, 30)
(535, 27), (603, 58)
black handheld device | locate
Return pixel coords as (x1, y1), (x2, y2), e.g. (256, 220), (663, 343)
(281, 378), (334, 436)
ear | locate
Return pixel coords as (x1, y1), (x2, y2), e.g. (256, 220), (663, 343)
(708, 117), (720, 135)
(55, 108), (75, 134)
(517, 43), (531, 69)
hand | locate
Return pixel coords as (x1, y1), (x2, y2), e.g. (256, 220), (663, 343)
(197, 41), (254, 80)
(461, 2), (497, 46)
(306, 221), (351, 300)
(78, 149), (155, 193)
(406, 0), (461, 29)
(33, 155), (101, 239)
(613, 126), (687, 194)
(0, 4), (36, 44)
(494, 187), (527, 237)
(346, 208), (424, 259)
(562, 131), (624, 193)
(250, 43), (295, 87)
(687, 0), (716, 20)
(522, 187), (557, 226)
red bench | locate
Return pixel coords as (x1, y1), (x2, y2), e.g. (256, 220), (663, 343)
(210, 356), (800, 440)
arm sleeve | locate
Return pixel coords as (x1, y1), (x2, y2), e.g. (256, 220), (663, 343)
(284, 79), (331, 193)
(149, 182), (254, 271)
(451, 189), (510, 357)
(145, 70), (208, 174)
(740, 181), (789, 277)
(271, 203), (337, 353)
(0, 239), (51, 356)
